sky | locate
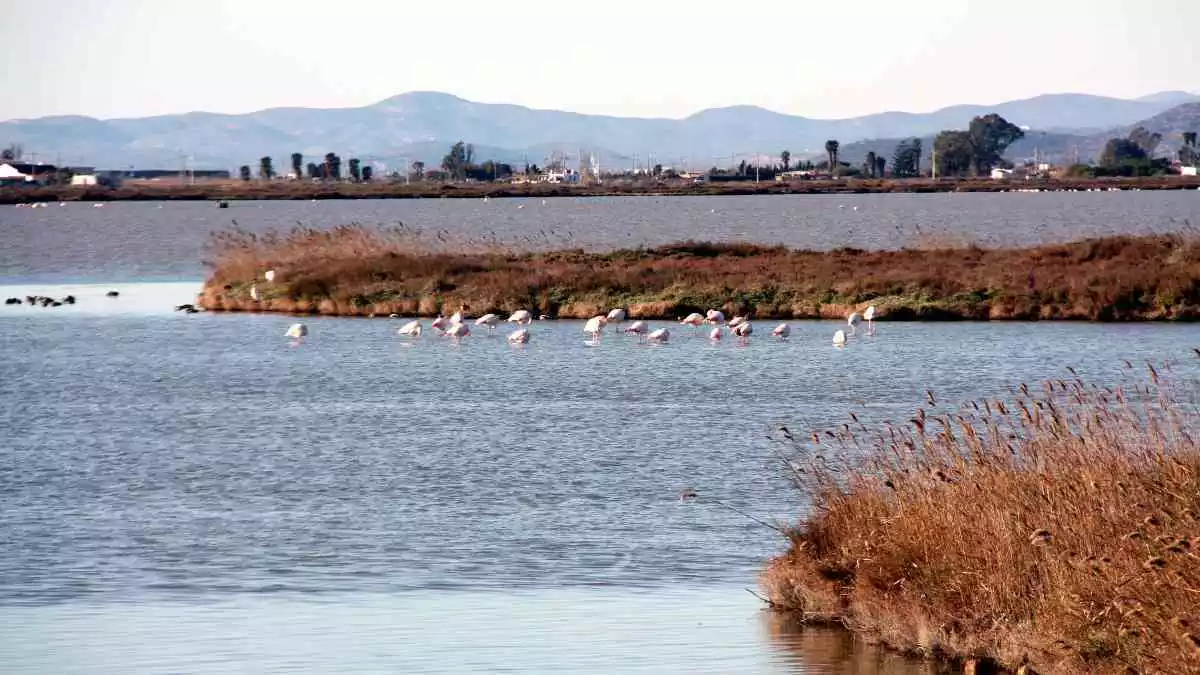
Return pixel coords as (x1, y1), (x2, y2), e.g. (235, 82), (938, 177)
(1, 0), (1198, 122)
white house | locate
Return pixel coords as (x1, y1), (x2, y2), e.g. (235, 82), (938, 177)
(990, 168), (1014, 180)
(1182, 166), (1198, 177)
(0, 163), (34, 182)
(70, 174), (98, 186)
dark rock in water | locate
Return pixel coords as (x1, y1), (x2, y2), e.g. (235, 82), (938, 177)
(185, 307), (199, 314)
(217, 201), (229, 208)
(39, 297), (53, 307)
(175, 304), (196, 312)
(62, 295), (76, 305)
(106, 291), (120, 297)
(50, 301), (62, 307)
(25, 296), (36, 305)
(4, 298), (20, 305)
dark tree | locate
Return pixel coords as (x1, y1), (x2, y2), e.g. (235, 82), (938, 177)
(411, 161), (425, 179)
(1100, 138), (1147, 167)
(780, 150), (791, 172)
(865, 151), (877, 178)
(824, 140), (840, 175)
(1184, 131), (1197, 148)
(966, 114), (1024, 175)
(348, 158), (362, 182)
(442, 142), (469, 180)
(891, 138), (922, 178)
(291, 153), (303, 178)
(1, 143), (22, 161)
(1128, 126), (1162, 158)
(874, 155), (886, 178)
(306, 162), (319, 179)
(361, 165), (373, 182)
(933, 130), (975, 176)
(258, 156), (274, 180)
(323, 153), (341, 180)
(239, 165), (251, 181)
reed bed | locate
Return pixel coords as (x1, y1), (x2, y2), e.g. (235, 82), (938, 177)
(199, 224), (1200, 321)
(761, 365), (1200, 674)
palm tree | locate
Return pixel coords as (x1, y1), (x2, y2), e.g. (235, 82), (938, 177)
(824, 140), (840, 176)
(258, 156), (274, 180)
(780, 150), (791, 172)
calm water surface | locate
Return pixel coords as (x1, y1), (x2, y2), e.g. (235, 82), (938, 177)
(3, 282), (1198, 673)
(3, 190), (1198, 282)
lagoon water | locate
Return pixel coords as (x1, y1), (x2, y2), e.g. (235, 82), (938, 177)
(3, 194), (1200, 673)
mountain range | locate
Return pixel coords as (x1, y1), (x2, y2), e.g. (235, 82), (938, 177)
(1, 90), (1198, 172)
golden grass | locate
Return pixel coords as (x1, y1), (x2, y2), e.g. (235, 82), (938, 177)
(761, 365), (1200, 674)
(198, 225), (1200, 321)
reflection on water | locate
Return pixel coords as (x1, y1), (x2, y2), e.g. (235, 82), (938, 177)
(3, 284), (1197, 673)
(765, 612), (955, 675)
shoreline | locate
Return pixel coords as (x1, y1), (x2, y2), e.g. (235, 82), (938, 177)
(4, 175), (1200, 204)
(198, 229), (1200, 322)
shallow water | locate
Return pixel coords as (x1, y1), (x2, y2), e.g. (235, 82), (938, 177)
(3, 286), (1198, 672)
(3, 190), (1198, 282)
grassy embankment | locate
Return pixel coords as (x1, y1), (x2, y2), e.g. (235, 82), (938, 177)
(198, 225), (1200, 321)
(761, 370), (1200, 674)
(4, 175), (1200, 204)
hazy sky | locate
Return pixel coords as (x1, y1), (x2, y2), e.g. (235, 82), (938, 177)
(2, 0), (1197, 122)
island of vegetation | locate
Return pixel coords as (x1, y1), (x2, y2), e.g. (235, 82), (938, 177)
(199, 226), (1200, 322)
(761, 370), (1199, 674)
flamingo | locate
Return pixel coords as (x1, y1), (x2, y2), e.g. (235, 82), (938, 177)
(833, 329), (847, 347)
(431, 315), (449, 334)
(285, 323), (307, 339)
(583, 315), (606, 339)
(680, 312), (705, 327)
(249, 284), (259, 301)
(732, 322), (753, 341)
(864, 305), (877, 334)
(397, 320), (422, 337)
(847, 311), (862, 336)
(449, 305), (467, 325)
(445, 322), (470, 341)
(624, 320), (649, 338)
(647, 327), (670, 343)
(475, 313), (501, 332)
(772, 323), (791, 338)
(606, 308), (627, 331)
(264, 269), (276, 282)
(709, 326), (723, 341)
(507, 328), (531, 344)
(508, 309), (532, 324)
(727, 315), (747, 329)
(705, 309), (725, 324)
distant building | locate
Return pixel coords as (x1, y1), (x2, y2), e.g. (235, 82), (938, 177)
(1182, 166), (1198, 177)
(0, 162), (58, 184)
(990, 168), (1014, 180)
(70, 174), (99, 186)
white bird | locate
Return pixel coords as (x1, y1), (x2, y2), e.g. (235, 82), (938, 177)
(264, 269), (276, 282)
(583, 315), (606, 339)
(680, 312), (705, 327)
(449, 305), (466, 325)
(475, 313), (501, 331)
(606, 308), (627, 330)
(847, 312), (862, 336)
(445, 322), (470, 340)
(508, 309), (533, 324)
(285, 323), (307, 339)
(732, 322), (753, 339)
(397, 320), (422, 337)
(507, 328), (531, 344)
(92, 203), (104, 208)
(431, 315), (449, 333)
(864, 305), (877, 334)
(705, 309), (726, 324)
(624, 320), (649, 337)
(647, 327), (670, 343)
(709, 326), (723, 340)
(727, 315), (748, 329)
(249, 284), (259, 301)
(772, 323), (791, 338)
(833, 329), (847, 347)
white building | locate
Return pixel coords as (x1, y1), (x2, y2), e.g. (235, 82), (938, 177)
(0, 163), (34, 182)
(70, 174), (98, 186)
(1182, 166), (1198, 177)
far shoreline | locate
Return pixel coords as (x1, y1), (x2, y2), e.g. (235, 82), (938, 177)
(3, 175), (1200, 205)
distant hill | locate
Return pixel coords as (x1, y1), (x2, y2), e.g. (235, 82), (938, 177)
(1, 90), (1197, 171)
(835, 102), (1200, 169)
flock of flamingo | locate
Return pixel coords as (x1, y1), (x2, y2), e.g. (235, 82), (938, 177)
(283, 305), (879, 346)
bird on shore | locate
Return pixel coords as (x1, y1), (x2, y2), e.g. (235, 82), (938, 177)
(285, 323), (308, 339)
(249, 284), (259, 301)
(864, 305), (877, 334)
(847, 311), (862, 336)
(475, 313), (501, 332)
(833, 329), (847, 347)
(647, 327), (670, 343)
(398, 320), (422, 337)
(507, 328), (531, 344)
(265, 269), (276, 282)
(583, 315), (606, 339)
(772, 323), (791, 338)
(508, 309), (532, 325)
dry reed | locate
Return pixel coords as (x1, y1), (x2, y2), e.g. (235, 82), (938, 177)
(761, 365), (1200, 674)
(199, 225), (1200, 321)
